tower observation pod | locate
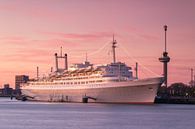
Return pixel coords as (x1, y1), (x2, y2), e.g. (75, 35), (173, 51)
(159, 25), (170, 87)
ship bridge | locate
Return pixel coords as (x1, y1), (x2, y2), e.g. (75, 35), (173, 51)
(97, 62), (133, 79)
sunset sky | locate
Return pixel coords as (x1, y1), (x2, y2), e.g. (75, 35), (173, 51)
(0, 0), (195, 88)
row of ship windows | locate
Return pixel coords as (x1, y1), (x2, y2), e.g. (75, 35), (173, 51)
(59, 76), (101, 80)
(30, 80), (104, 85)
(108, 71), (127, 74)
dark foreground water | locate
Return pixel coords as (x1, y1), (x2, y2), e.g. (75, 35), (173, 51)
(0, 98), (195, 129)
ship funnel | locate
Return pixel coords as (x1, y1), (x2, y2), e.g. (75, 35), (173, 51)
(54, 48), (68, 72)
(55, 53), (59, 72)
(37, 66), (39, 79)
(135, 62), (138, 79)
(51, 67), (53, 72)
(65, 53), (68, 70)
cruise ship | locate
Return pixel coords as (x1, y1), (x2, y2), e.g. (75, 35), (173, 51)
(21, 38), (164, 104)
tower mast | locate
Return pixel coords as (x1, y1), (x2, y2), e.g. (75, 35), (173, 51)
(159, 25), (170, 88)
(112, 35), (117, 63)
(164, 25), (167, 52)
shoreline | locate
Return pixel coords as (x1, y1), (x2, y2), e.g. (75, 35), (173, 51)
(1, 96), (195, 104)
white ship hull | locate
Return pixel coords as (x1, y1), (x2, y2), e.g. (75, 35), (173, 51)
(21, 77), (163, 104)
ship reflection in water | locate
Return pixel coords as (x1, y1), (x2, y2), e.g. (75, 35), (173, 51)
(0, 98), (195, 129)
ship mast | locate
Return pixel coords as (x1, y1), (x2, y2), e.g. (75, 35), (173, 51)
(85, 52), (88, 62)
(112, 35), (117, 63)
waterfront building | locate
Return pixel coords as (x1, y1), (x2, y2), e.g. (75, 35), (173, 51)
(15, 75), (29, 94)
(0, 84), (13, 96)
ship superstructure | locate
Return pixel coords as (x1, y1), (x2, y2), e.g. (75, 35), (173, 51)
(21, 37), (164, 103)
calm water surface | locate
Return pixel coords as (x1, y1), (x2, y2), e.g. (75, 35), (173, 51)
(0, 98), (195, 129)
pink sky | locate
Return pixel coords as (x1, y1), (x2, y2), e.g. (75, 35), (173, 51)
(0, 0), (195, 88)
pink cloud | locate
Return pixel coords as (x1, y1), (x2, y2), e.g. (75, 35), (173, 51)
(139, 34), (159, 41)
(0, 31), (114, 50)
(0, 36), (71, 48)
(0, 1), (71, 22)
(0, 3), (17, 11)
(125, 26), (160, 41)
(0, 36), (27, 42)
(1, 49), (51, 63)
(39, 31), (113, 40)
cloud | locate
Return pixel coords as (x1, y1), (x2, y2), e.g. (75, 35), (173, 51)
(0, 36), (72, 48)
(0, 36), (27, 42)
(139, 34), (159, 41)
(0, 3), (17, 11)
(0, 1), (56, 18)
(0, 31), (114, 50)
(125, 26), (160, 41)
(0, 36), (30, 52)
(1, 48), (51, 63)
(30, 39), (74, 48)
(39, 31), (113, 40)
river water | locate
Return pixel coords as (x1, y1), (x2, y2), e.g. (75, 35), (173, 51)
(0, 98), (195, 129)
